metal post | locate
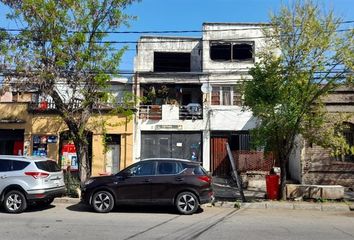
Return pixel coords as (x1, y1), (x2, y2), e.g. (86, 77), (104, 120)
(226, 142), (246, 202)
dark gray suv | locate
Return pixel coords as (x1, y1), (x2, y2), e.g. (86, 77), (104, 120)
(0, 155), (65, 213)
(81, 158), (213, 215)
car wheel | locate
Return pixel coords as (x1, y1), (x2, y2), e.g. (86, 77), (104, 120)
(175, 191), (199, 215)
(92, 191), (114, 213)
(3, 190), (27, 214)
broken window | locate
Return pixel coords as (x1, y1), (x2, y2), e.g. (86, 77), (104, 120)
(210, 42), (254, 62)
(210, 43), (231, 60)
(154, 52), (191, 72)
(233, 43), (253, 61)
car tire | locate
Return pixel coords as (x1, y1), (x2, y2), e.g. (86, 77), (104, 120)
(92, 191), (114, 213)
(175, 191), (199, 215)
(3, 190), (27, 214)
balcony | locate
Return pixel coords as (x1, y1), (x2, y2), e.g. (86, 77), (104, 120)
(28, 99), (121, 113)
(139, 104), (202, 121)
(139, 105), (162, 120)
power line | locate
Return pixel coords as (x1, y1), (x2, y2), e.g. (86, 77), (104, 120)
(1, 20), (353, 34)
(0, 28), (352, 45)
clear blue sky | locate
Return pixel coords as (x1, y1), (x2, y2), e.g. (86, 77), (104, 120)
(0, 0), (353, 72)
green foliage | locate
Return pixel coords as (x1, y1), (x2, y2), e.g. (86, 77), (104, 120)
(64, 171), (80, 198)
(0, 0), (139, 183)
(242, 0), (354, 196)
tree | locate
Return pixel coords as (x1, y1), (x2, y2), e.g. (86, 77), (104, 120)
(243, 1), (354, 199)
(0, 0), (139, 184)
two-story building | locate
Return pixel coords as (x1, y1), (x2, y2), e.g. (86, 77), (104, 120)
(133, 23), (268, 175)
(0, 78), (134, 176)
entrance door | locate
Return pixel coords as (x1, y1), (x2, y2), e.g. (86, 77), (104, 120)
(105, 144), (120, 174)
(211, 137), (230, 176)
(0, 129), (24, 155)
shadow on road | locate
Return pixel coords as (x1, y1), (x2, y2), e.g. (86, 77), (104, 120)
(66, 203), (204, 215)
(0, 203), (55, 214)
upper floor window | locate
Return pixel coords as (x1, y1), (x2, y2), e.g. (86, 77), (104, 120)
(154, 52), (191, 72)
(210, 42), (254, 62)
(211, 85), (242, 106)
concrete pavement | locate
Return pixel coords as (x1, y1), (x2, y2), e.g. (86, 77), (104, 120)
(211, 177), (354, 212)
(1, 201), (354, 240)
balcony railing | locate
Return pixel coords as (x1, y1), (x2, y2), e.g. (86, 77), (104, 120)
(139, 104), (203, 121)
(179, 103), (203, 120)
(28, 100), (120, 112)
(139, 105), (162, 120)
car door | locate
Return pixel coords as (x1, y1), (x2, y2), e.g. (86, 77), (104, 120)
(115, 161), (156, 204)
(0, 159), (13, 195)
(150, 161), (182, 204)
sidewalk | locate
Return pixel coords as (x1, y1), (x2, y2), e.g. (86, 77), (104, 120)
(53, 177), (354, 212)
(212, 177), (354, 212)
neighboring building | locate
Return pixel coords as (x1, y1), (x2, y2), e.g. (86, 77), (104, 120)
(289, 86), (354, 187)
(133, 23), (267, 175)
(0, 79), (134, 176)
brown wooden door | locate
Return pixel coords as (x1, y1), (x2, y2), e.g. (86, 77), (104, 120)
(211, 137), (230, 176)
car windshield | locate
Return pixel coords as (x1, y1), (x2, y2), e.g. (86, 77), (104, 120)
(35, 160), (61, 172)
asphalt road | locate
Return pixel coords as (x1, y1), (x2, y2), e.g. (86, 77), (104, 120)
(0, 203), (354, 240)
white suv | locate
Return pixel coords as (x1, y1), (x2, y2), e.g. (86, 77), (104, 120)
(0, 155), (65, 213)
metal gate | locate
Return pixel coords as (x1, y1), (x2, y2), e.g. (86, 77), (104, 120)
(141, 132), (202, 162)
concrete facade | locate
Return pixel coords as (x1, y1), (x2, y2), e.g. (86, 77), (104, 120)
(133, 23), (265, 171)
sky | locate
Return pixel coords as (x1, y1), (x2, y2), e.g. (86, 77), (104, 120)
(0, 0), (353, 72)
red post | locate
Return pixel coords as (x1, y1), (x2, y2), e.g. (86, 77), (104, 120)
(266, 174), (280, 200)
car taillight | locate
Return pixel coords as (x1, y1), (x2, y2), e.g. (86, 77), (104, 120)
(25, 172), (49, 179)
(198, 176), (211, 184)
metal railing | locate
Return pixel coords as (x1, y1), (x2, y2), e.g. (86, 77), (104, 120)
(28, 99), (123, 112)
(232, 151), (275, 172)
(139, 105), (162, 120)
(179, 104), (203, 120)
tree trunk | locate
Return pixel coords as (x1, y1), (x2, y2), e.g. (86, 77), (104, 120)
(280, 158), (287, 200)
(74, 139), (91, 185)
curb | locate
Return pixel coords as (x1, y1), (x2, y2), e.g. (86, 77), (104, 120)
(211, 200), (353, 212)
(54, 197), (354, 212)
(54, 197), (80, 205)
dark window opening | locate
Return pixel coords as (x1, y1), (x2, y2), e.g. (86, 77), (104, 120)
(210, 42), (254, 62)
(210, 43), (231, 60)
(233, 43), (253, 61)
(154, 52), (191, 72)
(105, 134), (121, 145)
(230, 132), (251, 151)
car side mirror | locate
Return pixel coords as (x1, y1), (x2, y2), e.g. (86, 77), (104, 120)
(119, 171), (132, 179)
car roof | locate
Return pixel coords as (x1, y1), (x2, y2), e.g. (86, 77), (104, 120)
(0, 155), (53, 162)
(141, 158), (200, 164)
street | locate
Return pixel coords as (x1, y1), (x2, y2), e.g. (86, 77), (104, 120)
(0, 203), (353, 240)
